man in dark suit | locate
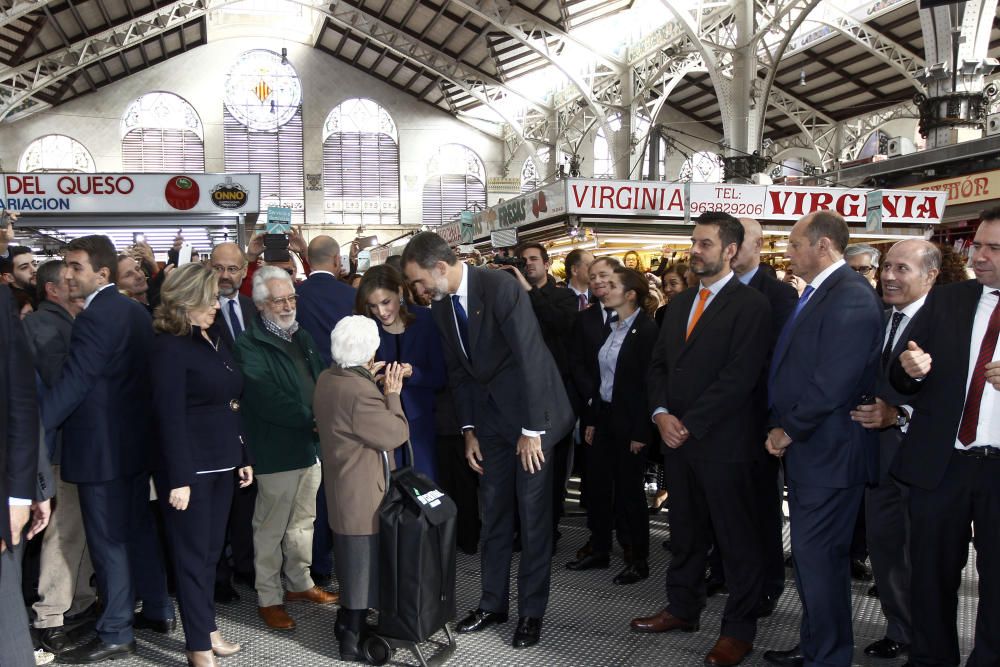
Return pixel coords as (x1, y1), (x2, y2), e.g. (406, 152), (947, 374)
(891, 208), (1000, 667)
(294, 235), (356, 586)
(733, 217), (799, 615)
(402, 232), (573, 649)
(511, 243), (578, 539)
(42, 235), (174, 664)
(763, 211), (884, 667)
(0, 283), (39, 666)
(848, 240), (939, 660)
(208, 242), (259, 603)
(630, 212), (770, 666)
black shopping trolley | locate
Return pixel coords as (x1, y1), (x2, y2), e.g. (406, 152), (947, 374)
(361, 443), (458, 666)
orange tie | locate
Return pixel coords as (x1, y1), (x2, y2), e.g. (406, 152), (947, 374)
(686, 288), (711, 340)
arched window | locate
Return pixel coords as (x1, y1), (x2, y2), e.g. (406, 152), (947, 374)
(19, 135), (95, 173)
(121, 92), (204, 172)
(593, 127), (613, 178)
(223, 49), (305, 224)
(520, 157), (540, 193)
(678, 151), (723, 183)
(422, 144), (486, 226)
(323, 98), (399, 225)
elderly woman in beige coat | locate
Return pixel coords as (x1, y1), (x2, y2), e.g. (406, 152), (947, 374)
(314, 315), (409, 663)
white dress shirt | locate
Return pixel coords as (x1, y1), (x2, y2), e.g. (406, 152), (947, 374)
(218, 294), (245, 338)
(956, 286), (1000, 450)
(805, 258), (846, 302)
(84, 282), (116, 309)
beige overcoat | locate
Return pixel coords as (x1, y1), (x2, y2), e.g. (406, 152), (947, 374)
(314, 366), (409, 536)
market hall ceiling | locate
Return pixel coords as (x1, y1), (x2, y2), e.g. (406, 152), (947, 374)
(2, 0), (999, 147)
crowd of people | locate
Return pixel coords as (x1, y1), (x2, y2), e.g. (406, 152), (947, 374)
(0, 204), (997, 667)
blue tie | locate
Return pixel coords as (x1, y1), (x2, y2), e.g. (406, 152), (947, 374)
(228, 299), (243, 338)
(451, 295), (470, 357)
(770, 285), (815, 388)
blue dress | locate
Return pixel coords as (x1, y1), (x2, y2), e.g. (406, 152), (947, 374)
(375, 306), (447, 481)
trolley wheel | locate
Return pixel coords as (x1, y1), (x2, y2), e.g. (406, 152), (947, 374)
(362, 634), (392, 665)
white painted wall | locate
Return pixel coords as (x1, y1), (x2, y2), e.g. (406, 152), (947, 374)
(0, 37), (505, 245)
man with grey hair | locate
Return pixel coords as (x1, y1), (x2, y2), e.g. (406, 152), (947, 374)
(845, 244), (881, 288)
(848, 239), (940, 660)
(233, 266), (337, 631)
(295, 234), (356, 585)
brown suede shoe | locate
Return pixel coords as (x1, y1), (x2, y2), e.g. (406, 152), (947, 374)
(258, 605), (295, 630)
(629, 609), (699, 633)
(285, 586), (339, 605)
(706, 636), (753, 666)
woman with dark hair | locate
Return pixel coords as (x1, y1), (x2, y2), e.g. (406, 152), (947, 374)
(654, 262), (689, 329)
(355, 265), (447, 480)
(150, 263), (253, 667)
(567, 267), (658, 585)
(622, 250), (645, 273)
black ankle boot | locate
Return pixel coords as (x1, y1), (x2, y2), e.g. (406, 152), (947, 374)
(338, 608), (367, 663)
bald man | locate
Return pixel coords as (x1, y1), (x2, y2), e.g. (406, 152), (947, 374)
(209, 243), (257, 350)
(847, 239), (940, 659)
(294, 235), (356, 585)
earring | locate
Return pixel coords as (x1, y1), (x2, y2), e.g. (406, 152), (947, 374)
(399, 298), (404, 306)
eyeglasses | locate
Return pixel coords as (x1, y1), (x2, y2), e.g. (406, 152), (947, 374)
(268, 295), (297, 308)
(211, 264), (245, 276)
(850, 265), (874, 274)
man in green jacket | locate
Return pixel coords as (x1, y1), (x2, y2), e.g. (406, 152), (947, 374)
(234, 265), (338, 631)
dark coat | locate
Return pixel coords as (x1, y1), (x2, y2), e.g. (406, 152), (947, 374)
(586, 309), (658, 445)
(295, 272), (357, 367)
(768, 264), (884, 487)
(649, 278), (771, 462)
(569, 305), (607, 415)
(526, 275), (578, 380)
(375, 306), (446, 422)
(315, 366), (409, 535)
(874, 307), (921, 483)
(208, 294), (256, 352)
(151, 327), (250, 490)
(23, 301), (74, 387)
(890, 280), (987, 490)
(430, 265), (573, 447)
(233, 317), (325, 475)
(42, 286), (154, 484)
(0, 285), (38, 545)
(748, 266), (799, 349)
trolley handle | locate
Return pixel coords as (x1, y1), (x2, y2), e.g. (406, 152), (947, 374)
(380, 440), (415, 498)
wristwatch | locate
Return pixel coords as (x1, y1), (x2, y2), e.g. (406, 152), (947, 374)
(895, 407), (910, 428)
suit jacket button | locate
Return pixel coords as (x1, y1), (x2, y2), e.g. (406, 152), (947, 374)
(230, 399), (240, 412)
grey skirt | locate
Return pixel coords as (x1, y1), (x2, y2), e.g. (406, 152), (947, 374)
(332, 532), (379, 610)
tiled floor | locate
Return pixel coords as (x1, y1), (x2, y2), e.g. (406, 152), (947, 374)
(53, 510), (977, 666)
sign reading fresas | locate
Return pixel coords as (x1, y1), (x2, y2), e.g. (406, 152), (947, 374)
(0, 173), (261, 215)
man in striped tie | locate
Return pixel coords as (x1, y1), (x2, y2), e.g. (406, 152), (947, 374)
(890, 208), (1000, 666)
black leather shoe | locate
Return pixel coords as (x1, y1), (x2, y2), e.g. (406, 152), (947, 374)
(763, 645), (804, 667)
(566, 553), (610, 571)
(864, 637), (909, 659)
(575, 539), (593, 561)
(455, 609), (508, 633)
(133, 612), (176, 634)
(57, 637), (137, 664)
(613, 561), (649, 585)
(705, 578), (727, 597)
(867, 584), (879, 598)
(215, 581), (240, 604)
(512, 616), (542, 648)
(850, 558), (873, 581)
(39, 626), (73, 655)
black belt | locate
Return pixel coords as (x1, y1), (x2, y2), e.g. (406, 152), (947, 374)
(956, 446), (1000, 459)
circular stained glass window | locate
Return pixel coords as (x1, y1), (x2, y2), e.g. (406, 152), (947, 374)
(224, 49), (302, 131)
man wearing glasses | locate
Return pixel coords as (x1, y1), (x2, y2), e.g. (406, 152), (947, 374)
(845, 244), (881, 289)
(233, 266), (337, 631)
(209, 243), (257, 351)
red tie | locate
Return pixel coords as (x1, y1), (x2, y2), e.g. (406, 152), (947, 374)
(957, 291), (1000, 445)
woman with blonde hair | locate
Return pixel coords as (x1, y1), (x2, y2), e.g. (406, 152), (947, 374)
(151, 263), (253, 667)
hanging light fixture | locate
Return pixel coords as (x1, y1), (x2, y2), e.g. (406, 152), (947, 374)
(799, 69), (806, 86)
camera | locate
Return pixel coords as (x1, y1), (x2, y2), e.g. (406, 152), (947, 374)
(263, 233), (290, 263)
(490, 255), (527, 270)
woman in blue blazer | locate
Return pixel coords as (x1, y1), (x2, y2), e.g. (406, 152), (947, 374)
(151, 264), (253, 667)
(356, 264), (446, 480)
